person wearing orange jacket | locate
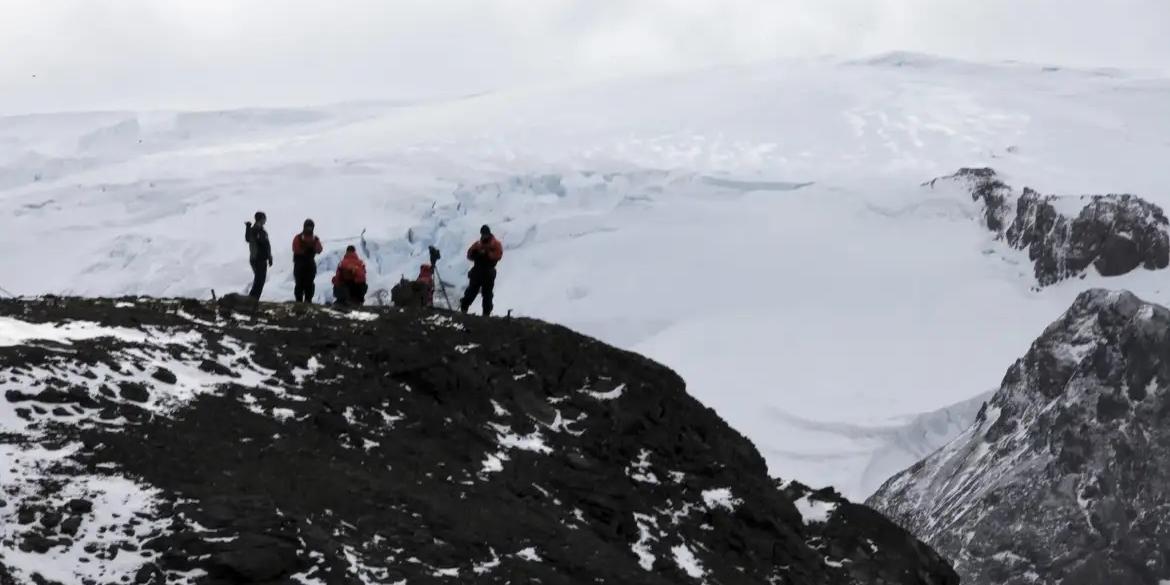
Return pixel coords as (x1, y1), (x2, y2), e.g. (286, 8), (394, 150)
(292, 219), (324, 303)
(460, 225), (503, 316)
(332, 245), (368, 306)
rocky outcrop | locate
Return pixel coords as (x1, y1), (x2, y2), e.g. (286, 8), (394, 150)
(868, 289), (1170, 585)
(0, 298), (956, 585)
(929, 168), (1170, 285)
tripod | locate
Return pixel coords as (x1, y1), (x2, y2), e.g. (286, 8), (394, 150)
(428, 246), (454, 310)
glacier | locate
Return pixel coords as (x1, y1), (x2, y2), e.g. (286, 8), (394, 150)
(2, 53), (1170, 498)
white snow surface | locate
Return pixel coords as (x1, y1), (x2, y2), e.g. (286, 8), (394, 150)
(701, 488), (741, 512)
(794, 496), (839, 525)
(4, 54), (1170, 498)
(0, 316), (149, 346)
(671, 544), (707, 580)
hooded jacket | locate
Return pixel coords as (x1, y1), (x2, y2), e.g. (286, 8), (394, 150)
(332, 250), (367, 286)
(467, 236), (503, 270)
(292, 233), (323, 271)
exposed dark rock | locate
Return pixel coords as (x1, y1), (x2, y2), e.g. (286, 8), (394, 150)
(65, 498), (93, 514)
(150, 367), (177, 385)
(929, 168), (1170, 285)
(18, 534), (54, 555)
(0, 563), (16, 585)
(0, 297), (957, 584)
(38, 511), (61, 529)
(118, 382), (149, 403)
(208, 534), (300, 582)
(59, 516), (83, 536)
(870, 289), (1170, 585)
(16, 508), (36, 525)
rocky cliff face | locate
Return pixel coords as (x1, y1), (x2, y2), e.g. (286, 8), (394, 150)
(869, 289), (1170, 585)
(0, 297), (956, 585)
(930, 168), (1170, 285)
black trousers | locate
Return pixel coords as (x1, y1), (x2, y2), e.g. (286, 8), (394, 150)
(461, 267), (496, 316)
(249, 259), (267, 300)
(334, 282), (368, 306)
(293, 265), (316, 303)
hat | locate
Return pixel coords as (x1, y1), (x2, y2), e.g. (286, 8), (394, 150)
(304, 218), (315, 228)
(480, 225), (491, 236)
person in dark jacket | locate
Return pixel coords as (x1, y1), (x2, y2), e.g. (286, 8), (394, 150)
(244, 211), (273, 300)
(460, 225), (503, 316)
(292, 219), (324, 303)
(332, 245), (368, 306)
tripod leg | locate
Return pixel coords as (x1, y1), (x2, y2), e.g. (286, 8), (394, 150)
(433, 268), (454, 310)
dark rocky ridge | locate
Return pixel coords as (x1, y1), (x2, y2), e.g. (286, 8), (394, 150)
(868, 289), (1170, 585)
(0, 298), (956, 584)
(929, 168), (1170, 285)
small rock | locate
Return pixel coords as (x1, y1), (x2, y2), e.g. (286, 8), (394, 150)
(118, 382), (150, 403)
(209, 533), (299, 581)
(67, 498), (94, 514)
(134, 565), (162, 585)
(19, 533), (54, 554)
(5, 389), (30, 403)
(60, 516), (83, 536)
(151, 367), (177, 385)
(198, 359), (234, 377)
(40, 510), (62, 528)
(18, 508), (37, 525)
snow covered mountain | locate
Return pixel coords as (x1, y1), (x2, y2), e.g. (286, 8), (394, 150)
(929, 168), (1169, 286)
(868, 289), (1170, 585)
(0, 297), (958, 584)
(3, 53), (1170, 498)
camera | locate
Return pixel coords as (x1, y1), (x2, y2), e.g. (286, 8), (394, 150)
(428, 245), (441, 265)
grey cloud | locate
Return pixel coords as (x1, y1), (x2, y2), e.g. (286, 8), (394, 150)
(1, 0), (1167, 113)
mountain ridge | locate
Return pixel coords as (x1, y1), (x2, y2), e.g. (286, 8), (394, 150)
(0, 296), (958, 584)
(869, 288), (1170, 585)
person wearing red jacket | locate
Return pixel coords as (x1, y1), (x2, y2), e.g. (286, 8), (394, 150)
(292, 219), (324, 303)
(460, 225), (503, 316)
(332, 245), (368, 306)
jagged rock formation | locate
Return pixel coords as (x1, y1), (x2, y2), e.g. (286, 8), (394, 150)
(0, 298), (956, 585)
(929, 168), (1170, 285)
(869, 289), (1170, 585)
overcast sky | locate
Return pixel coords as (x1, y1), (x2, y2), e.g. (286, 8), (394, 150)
(2, 0), (1169, 114)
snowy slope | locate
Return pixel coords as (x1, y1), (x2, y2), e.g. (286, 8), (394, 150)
(2, 53), (1170, 498)
(868, 289), (1170, 584)
(0, 297), (959, 585)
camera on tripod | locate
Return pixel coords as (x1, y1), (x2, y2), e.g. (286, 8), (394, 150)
(428, 245), (441, 265)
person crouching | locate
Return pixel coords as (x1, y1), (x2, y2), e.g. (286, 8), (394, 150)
(332, 245), (368, 306)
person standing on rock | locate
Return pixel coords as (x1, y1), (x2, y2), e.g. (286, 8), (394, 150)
(292, 219), (324, 303)
(244, 211), (273, 300)
(460, 225), (503, 316)
(332, 245), (369, 306)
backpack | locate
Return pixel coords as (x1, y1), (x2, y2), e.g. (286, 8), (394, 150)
(390, 278), (430, 308)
